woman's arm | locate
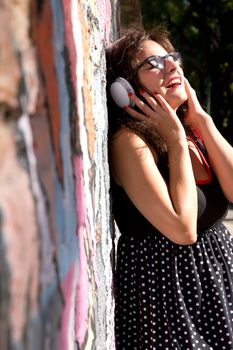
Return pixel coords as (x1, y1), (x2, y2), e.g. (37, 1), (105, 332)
(111, 93), (197, 245)
(185, 79), (233, 202)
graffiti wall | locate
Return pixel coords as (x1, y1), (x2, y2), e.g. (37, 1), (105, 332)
(0, 0), (141, 349)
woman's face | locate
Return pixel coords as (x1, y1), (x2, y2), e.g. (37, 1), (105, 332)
(134, 40), (187, 110)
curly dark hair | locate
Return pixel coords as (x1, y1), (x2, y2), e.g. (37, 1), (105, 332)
(106, 24), (191, 155)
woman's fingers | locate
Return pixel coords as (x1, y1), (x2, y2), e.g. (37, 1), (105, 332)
(126, 91), (180, 129)
(184, 78), (197, 102)
(128, 92), (157, 117)
(129, 91), (165, 117)
(184, 77), (192, 91)
(139, 90), (174, 115)
(153, 93), (173, 112)
(124, 105), (150, 122)
(183, 77), (209, 122)
(125, 91), (161, 122)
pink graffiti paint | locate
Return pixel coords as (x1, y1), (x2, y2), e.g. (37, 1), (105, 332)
(61, 1), (90, 345)
(73, 156), (90, 346)
(59, 265), (75, 350)
(97, 0), (112, 45)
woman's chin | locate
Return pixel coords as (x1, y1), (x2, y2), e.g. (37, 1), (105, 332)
(169, 92), (188, 110)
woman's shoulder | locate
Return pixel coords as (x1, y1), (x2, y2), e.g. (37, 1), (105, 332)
(111, 127), (143, 142)
(109, 128), (159, 186)
(110, 127), (159, 161)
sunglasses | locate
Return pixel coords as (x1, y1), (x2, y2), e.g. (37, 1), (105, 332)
(132, 52), (182, 77)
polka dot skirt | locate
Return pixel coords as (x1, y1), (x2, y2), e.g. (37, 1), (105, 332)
(115, 223), (233, 349)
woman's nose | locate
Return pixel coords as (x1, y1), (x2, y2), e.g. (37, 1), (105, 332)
(164, 57), (178, 72)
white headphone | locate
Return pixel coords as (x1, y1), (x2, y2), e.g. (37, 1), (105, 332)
(110, 77), (135, 108)
(108, 37), (136, 109)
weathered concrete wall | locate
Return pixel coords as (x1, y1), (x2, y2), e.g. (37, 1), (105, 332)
(0, 0), (116, 349)
(0, 0), (141, 349)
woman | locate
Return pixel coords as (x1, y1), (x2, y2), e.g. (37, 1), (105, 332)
(107, 25), (233, 350)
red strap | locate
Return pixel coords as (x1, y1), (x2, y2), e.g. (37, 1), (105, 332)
(193, 128), (203, 142)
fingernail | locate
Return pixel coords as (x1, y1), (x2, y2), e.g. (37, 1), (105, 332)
(139, 89), (145, 94)
(128, 92), (133, 97)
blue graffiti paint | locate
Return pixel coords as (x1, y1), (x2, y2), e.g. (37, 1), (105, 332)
(49, 0), (79, 281)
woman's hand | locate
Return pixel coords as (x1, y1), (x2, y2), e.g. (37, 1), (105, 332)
(125, 90), (186, 146)
(184, 78), (209, 127)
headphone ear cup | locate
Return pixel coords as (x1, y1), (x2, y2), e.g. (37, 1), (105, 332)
(110, 77), (135, 108)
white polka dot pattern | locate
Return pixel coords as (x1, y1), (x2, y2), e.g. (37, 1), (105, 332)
(115, 224), (233, 349)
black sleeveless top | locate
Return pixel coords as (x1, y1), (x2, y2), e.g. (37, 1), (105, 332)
(111, 139), (229, 239)
(113, 137), (233, 350)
